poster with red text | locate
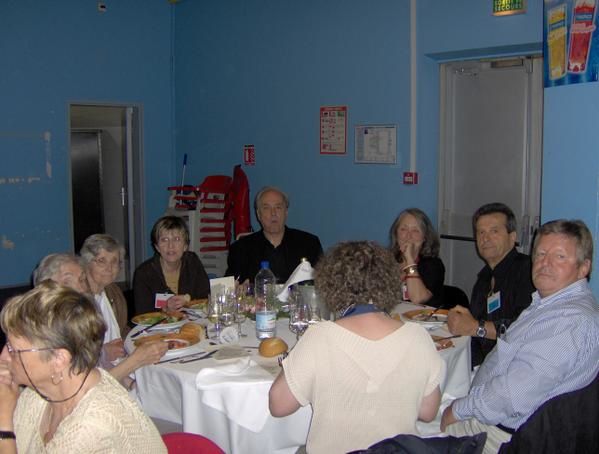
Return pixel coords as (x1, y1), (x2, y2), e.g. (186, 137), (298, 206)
(320, 106), (347, 155)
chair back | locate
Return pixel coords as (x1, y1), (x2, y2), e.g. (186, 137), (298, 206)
(498, 371), (599, 454)
(162, 432), (225, 454)
(442, 285), (469, 308)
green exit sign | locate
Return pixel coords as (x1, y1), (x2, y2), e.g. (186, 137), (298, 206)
(493, 0), (526, 16)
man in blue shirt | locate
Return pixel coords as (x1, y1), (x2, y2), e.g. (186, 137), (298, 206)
(441, 219), (599, 454)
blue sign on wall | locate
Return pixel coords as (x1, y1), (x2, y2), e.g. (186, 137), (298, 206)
(544, 0), (599, 86)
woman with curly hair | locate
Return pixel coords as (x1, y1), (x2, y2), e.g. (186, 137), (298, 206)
(269, 241), (444, 454)
(390, 208), (445, 307)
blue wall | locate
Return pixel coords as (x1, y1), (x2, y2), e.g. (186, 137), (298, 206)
(3, 0), (598, 297)
(173, 0), (413, 251)
(173, 0), (544, 252)
(543, 82), (599, 293)
(0, 0), (173, 286)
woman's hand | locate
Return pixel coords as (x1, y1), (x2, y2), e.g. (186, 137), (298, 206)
(103, 339), (126, 362)
(130, 341), (168, 368)
(166, 295), (187, 311)
(400, 241), (422, 264)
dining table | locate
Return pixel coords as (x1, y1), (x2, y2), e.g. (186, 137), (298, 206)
(128, 302), (472, 454)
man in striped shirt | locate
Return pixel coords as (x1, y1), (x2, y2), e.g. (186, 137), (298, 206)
(441, 219), (599, 454)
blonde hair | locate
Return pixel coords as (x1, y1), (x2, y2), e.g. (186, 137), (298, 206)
(1, 281), (105, 375)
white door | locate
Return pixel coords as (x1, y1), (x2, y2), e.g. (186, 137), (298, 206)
(438, 56), (543, 297)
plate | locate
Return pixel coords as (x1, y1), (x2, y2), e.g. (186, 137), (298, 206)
(401, 308), (449, 326)
(125, 330), (204, 359)
(131, 311), (187, 330)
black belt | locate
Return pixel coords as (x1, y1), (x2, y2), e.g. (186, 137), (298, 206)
(496, 424), (516, 435)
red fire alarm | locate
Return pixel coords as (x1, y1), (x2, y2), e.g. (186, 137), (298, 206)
(243, 144), (255, 166)
(403, 172), (419, 185)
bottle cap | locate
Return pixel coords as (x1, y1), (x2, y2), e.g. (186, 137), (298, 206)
(260, 261), (270, 269)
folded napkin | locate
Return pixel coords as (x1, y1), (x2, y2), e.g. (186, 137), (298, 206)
(277, 260), (314, 302)
(195, 358), (274, 432)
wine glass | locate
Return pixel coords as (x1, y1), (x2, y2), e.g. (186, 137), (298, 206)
(233, 296), (247, 338)
(289, 300), (311, 340)
(207, 292), (223, 339)
(219, 290), (235, 327)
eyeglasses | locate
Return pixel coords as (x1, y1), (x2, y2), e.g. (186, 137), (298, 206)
(92, 257), (122, 270)
(5, 342), (55, 357)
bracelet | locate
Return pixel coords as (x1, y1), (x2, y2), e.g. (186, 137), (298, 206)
(0, 431), (15, 440)
(404, 275), (421, 279)
(402, 263), (417, 271)
(403, 265), (419, 276)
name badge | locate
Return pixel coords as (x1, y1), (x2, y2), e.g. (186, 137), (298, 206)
(487, 291), (501, 314)
(155, 292), (174, 309)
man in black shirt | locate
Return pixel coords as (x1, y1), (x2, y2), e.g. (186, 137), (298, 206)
(448, 203), (534, 367)
(226, 186), (323, 283)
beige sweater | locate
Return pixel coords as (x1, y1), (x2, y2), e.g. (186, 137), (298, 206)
(283, 321), (444, 454)
(14, 369), (166, 453)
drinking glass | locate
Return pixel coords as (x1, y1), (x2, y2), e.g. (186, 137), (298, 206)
(233, 297), (247, 338)
(219, 290), (235, 327)
(207, 293), (223, 339)
(289, 300), (311, 340)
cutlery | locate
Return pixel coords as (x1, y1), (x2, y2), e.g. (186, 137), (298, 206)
(131, 317), (167, 339)
(156, 351), (208, 364)
(435, 334), (462, 340)
(177, 350), (218, 364)
(424, 307), (444, 321)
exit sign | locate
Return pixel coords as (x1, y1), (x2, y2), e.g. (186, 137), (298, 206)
(493, 0), (526, 16)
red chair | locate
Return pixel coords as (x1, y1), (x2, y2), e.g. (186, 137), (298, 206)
(162, 432), (225, 454)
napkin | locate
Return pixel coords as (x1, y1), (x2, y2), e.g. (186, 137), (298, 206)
(277, 260), (314, 302)
(195, 358), (274, 432)
(210, 276), (236, 294)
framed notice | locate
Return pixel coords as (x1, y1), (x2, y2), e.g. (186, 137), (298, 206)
(319, 106), (347, 155)
(354, 124), (397, 164)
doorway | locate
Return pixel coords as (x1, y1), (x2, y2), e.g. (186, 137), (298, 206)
(438, 56), (543, 296)
(69, 104), (144, 286)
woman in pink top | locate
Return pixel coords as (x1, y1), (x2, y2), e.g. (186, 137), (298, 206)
(269, 241), (444, 454)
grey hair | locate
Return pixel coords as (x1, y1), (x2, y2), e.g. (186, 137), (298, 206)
(254, 186), (290, 211)
(80, 234), (125, 265)
(33, 253), (82, 286)
(534, 219), (593, 279)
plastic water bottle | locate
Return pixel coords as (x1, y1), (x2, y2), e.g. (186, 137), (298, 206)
(255, 261), (277, 339)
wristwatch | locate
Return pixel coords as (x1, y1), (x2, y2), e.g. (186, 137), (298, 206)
(0, 431), (15, 440)
(476, 319), (487, 338)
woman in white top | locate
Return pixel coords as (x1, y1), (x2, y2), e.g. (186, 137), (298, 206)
(0, 282), (166, 453)
(80, 235), (167, 386)
(269, 241), (445, 454)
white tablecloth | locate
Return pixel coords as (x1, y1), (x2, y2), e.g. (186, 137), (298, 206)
(130, 303), (471, 454)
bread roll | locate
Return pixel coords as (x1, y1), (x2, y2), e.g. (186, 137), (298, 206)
(258, 337), (288, 357)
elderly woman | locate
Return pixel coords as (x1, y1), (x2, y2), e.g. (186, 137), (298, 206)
(390, 208), (446, 307)
(269, 241), (444, 454)
(80, 235), (131, 363)
(0, 282), (166, 452)
(33, 252), (167, 388)
(133, 216), (210, 315)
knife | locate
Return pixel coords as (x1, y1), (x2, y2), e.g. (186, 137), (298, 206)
(177, 349), (218, 364)
(130, 317), (168, 339)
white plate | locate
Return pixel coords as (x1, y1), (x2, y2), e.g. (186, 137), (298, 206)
(125, 328), (205, 360)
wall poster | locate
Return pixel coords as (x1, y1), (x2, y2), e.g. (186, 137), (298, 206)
(544, 0), (599, 86)
(319, 106), (347, 155)
(354, 124), (397, 165)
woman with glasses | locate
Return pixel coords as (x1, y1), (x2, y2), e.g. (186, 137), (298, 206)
(0, 282), (166, 453)
(80, 234), (131, 366)
(133, 216), (210, 315)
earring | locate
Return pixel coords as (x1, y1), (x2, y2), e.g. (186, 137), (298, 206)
(51, 372), (64, 386)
